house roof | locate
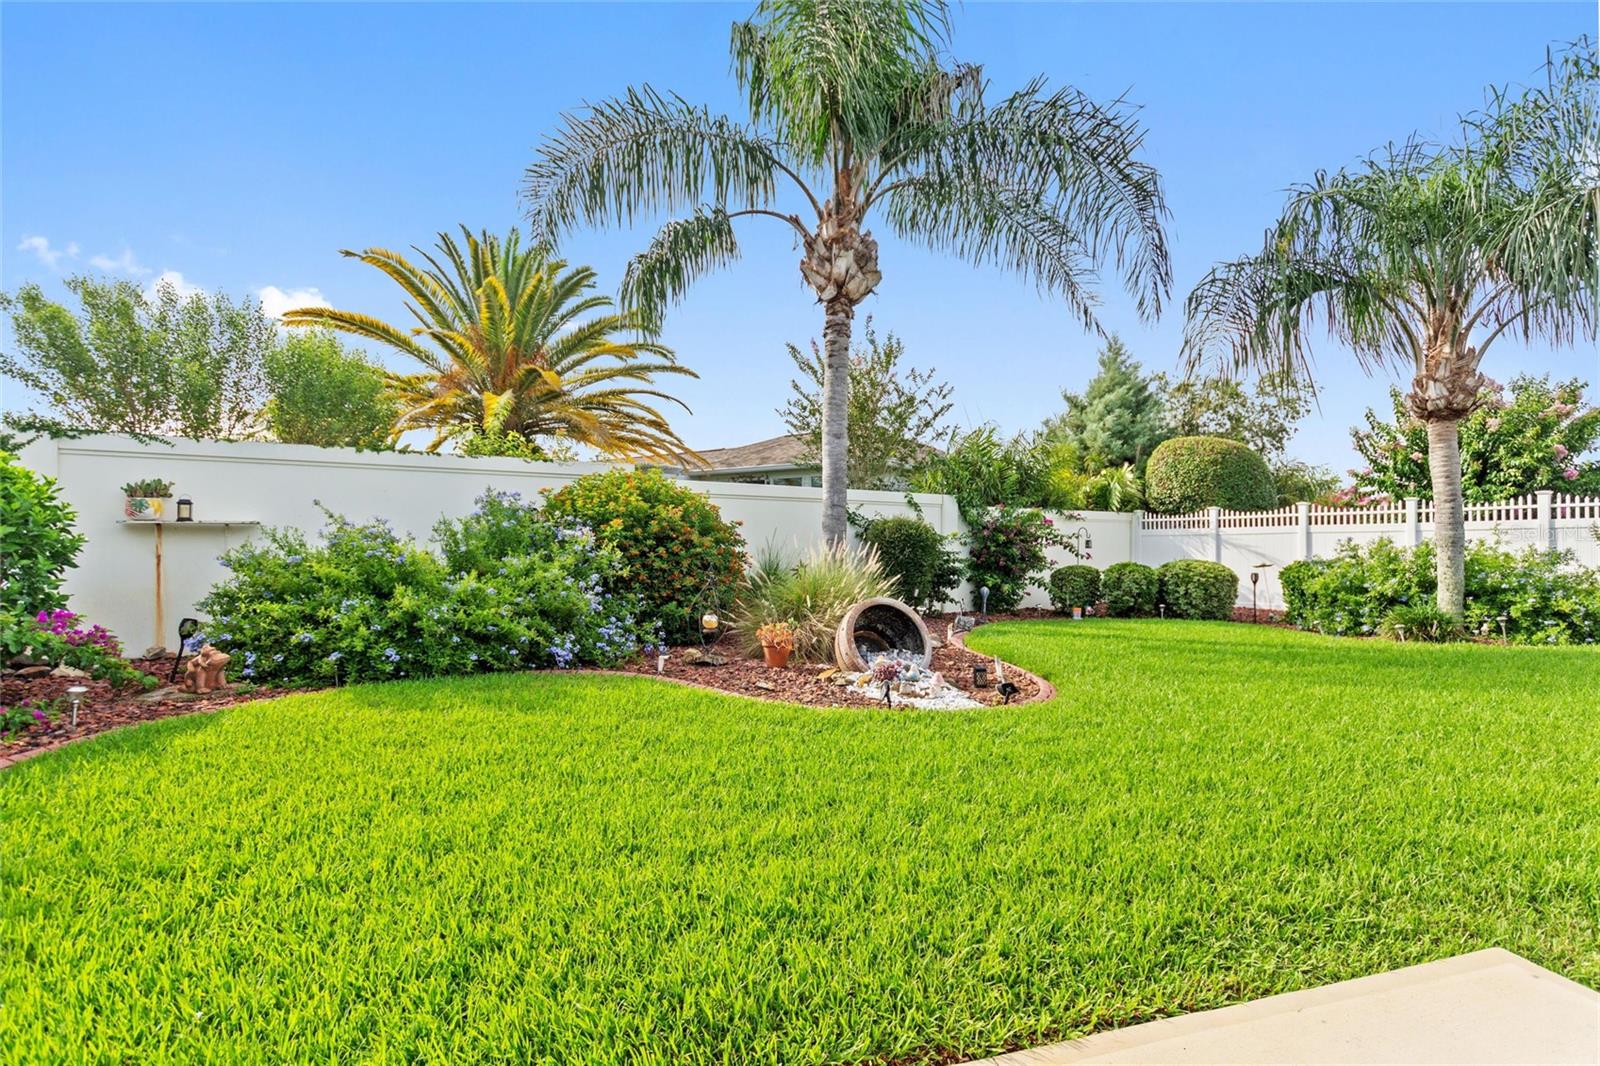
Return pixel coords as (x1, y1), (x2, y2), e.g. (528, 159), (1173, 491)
(694, 434), (815, 472)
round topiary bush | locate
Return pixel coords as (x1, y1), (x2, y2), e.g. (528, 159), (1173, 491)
(1101, 561), (1158, 617)
(1047, 564), (1101, 612)
(857, 515), (962, 611)
(1145, 436), (1276, 514)
(542, 468), (747, 643)
(1156, 559), (1239, 620)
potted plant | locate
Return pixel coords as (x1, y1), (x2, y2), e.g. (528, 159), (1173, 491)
(121, 478), (176, 521)
(756, 622), (795, 669)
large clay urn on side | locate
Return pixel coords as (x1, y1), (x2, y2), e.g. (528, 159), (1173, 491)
(833, 597), (933, 672)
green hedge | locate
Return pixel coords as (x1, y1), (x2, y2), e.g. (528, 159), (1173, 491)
(1145, 436), (1276, 514)
(1046, 565), (1101, 612)
(1156, 560), (1238, 620)
(1102, 562), (1158, 617)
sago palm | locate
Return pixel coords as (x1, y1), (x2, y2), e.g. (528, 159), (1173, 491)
(1182, 43), (1597, 616)
(524, 0), (1169, 542)
(283, 227), (699, 462)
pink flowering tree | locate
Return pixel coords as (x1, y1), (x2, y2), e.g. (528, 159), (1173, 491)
(1347, 376), (1600, 503)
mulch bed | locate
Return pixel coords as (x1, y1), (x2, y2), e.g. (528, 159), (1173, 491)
(0, 657), (298, 767)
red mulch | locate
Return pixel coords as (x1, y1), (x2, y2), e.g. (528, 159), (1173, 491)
(0, 657), (298, 766)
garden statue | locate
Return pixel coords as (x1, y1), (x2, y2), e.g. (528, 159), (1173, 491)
(181, 644), (231, 694)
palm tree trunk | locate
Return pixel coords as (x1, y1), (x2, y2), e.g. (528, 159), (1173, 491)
(820, 299), (853, 545)
(1427, 418), (1466, 617)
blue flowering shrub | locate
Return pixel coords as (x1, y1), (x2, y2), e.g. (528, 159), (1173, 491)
(1281, 537), (1600, 644)
(197, 494), (651, 685)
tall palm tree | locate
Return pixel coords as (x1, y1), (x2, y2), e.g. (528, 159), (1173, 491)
(523, 0), (1169, 542)
(1182, 44), (1596, 617)
(283, 227), (700, 463)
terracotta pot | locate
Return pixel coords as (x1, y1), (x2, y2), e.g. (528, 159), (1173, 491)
(761, 644), (792, 669)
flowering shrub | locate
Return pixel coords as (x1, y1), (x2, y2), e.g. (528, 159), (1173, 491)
(0, 609), (151, 689)
(965, 508), (1076, 612)
(1348, 376), (1600, 502)
(0, 697), (56, 739)
(1155, 560), (1239, 620)
(755, 621), (795, 652)
(1281, 537), (1600, 644)
(542, 468), (746, 643)
(1, 452), (85, 615)
(1101, 562), (1158, 617)
(197, 494), (651, 685)
(34, 610), (120, 656)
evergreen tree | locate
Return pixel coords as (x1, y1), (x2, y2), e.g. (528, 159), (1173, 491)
(1043, 337), (1168, 472)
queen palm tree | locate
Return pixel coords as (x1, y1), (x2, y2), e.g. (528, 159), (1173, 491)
(283, 227), (699, 462)
(523, 0), (1169, 542)
(1182, 44), (1596, 617)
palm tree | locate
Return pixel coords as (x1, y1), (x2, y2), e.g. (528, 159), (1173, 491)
(283, 227), (700, 463)
(523, 0), (1169, 542)
(1182, 44), (1596, 617)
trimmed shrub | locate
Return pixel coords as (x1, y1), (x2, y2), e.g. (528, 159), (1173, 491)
(198, 494), (652, 685)
(1102, 562), (1158, 617)
(1145, 436), (1276, 514)
(1047, 565), (1101, 612)
(858, 516), (962, 611)
(1156, 560), (1239, 620)
(542, 468), (746, 643)
(1, 453), (85, 615)
(729, 542), (894, 663)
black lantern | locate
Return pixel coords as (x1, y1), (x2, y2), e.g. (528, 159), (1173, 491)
(972, 663), (989, 688)
(176, 497), (194, 522)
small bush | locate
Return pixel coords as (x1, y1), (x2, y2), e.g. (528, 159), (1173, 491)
(857, 516), (962, 611)
(543, 468), (746, 643)
(729, 542), (894, 663)
(1145, 436), (1276, 514)
(1279, 537), (1600, 644)
(1047, 565), (1101, 612)
(1378, 605), (1464, 642)
(1156, 560), (1239, 620)
(1102, 562), (1158, 617)
(198, 494), (651, 685)
(966, 507), (1075, 612)
(0, 609), (151, 690)
(1, 453), (85, 616)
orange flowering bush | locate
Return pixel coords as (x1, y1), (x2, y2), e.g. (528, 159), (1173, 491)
(543, 468), (746, 642)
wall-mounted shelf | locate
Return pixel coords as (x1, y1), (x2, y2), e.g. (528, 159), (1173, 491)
(117, 519), (261, 527)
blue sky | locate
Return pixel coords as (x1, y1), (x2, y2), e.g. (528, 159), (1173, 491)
(3, 1), (1596, 471)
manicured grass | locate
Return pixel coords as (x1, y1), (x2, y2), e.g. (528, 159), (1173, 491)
(4, 620), (1598, 1064)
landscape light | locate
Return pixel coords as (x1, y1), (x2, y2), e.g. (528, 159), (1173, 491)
(972, 663), (989, 688)
(979, 586), (990, 621)
(66, 685), (88, 728)
(176, 497), (194, 522)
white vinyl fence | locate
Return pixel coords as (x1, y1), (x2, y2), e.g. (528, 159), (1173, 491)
(15, 435), (1600, 650)
(1137, 494), (1600, 610)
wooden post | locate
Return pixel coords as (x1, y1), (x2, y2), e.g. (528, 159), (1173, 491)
(153, 523), (165, 654)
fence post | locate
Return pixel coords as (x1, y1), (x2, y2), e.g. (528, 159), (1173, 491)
(1209, 506), (1222, 562)
(1296, 501), (1312, 560)
(1130, 510), (1143, 564)
(1536, 489), (1554, 549)
(1404, 497), (1421, 547)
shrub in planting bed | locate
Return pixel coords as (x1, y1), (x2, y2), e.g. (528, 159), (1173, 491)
(1046, 565), (1101, 612)
(1101, 562), (1158, 617)
(1156, 560), (1239, 620)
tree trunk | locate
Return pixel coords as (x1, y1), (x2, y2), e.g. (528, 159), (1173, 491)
(1427, 418), (1466, 617)
(820, 299), (854, 545)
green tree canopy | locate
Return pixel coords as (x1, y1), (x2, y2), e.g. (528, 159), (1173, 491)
(1042, 337), (1168, 472)
(1155, 370), (1312, 462)
(262, 332), (398, 450)
(1, 276), (275, 440)
(777, 320), (953, 489)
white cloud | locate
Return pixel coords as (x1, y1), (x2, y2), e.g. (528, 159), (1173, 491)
(256, 285), (330, 321)
(144, 269), (206, 302)
(88, 247), (151, 277)
(17, 235), (78, 269)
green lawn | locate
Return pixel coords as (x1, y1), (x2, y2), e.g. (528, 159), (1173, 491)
(4, 620), (1598, 1064)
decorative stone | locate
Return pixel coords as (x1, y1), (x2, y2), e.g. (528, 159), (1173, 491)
(833, 597), (933, 673)
(142, 645), (174, 660)
(14, 665), (52, 680)
(49, 664), (90, 679)
(180, 644), (231, 694)
(681, 648), (728, 667)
